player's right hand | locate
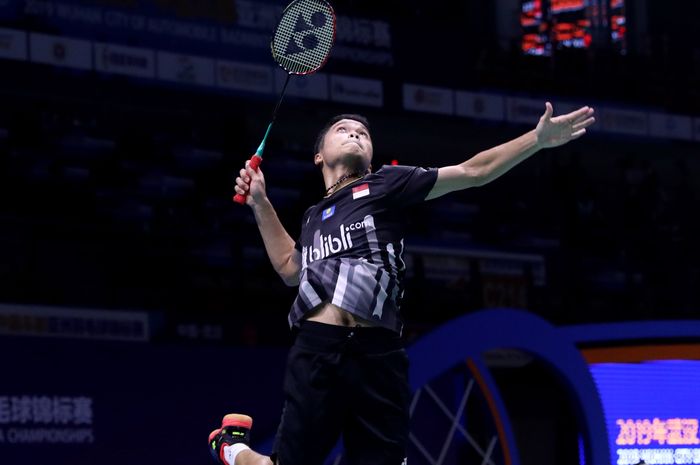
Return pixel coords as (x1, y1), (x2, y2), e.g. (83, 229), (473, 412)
(234, 159), (267, 207)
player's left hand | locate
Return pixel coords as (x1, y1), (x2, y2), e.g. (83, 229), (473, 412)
(535, 102), (596, 149)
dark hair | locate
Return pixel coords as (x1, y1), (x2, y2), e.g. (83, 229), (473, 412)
(313, 113), (371, 154)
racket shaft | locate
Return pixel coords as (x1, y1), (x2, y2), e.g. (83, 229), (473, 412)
(232, 81), (287, 205)
(232, 154), (262, 204)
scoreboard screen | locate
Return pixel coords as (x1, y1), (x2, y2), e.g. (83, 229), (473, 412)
(586, 347), (700, 465)
(550, 0), (591, 49)
(521, 0), (549, 55)
(610, 0), (627, 53)
(521, 0), (625, 56)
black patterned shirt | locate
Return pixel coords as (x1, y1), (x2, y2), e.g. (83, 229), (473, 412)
(290, 165), (438, 334)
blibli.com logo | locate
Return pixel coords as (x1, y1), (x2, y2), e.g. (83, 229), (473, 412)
(302, 221), (366, 265)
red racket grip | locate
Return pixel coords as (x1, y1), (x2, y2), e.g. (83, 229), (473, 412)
(233, 155), (263, 204)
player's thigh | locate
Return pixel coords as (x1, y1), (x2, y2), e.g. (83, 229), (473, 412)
(343, 349), (411, 465)
(273, 346), (345, 465)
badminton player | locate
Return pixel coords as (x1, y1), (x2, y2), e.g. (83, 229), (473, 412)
(209, 102), (595, 465)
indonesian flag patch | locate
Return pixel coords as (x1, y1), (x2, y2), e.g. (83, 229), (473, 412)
(352, 183), (370, 199)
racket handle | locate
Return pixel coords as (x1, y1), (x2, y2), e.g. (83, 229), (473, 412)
(232, 154), (263, 204)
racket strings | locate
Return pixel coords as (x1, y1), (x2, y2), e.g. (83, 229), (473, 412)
(272, 0), (335, 74)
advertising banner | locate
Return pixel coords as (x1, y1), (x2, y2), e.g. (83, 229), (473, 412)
(0, 27), (27, 60)
(0, 0), (395, 68)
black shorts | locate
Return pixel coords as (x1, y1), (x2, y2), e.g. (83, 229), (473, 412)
(271, 320), (410, 465)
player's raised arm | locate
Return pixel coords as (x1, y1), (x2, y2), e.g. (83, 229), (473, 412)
(235, 161), (301, 286)
(426, 102), (595, 200)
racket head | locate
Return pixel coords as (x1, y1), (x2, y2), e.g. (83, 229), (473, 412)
(271, 0), (336, 75)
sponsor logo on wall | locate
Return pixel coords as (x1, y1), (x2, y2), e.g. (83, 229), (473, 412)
(330, 74), (383, 107)
(95, 42), (155, 78)
(29, 32), (92, 70)
(0, 304), (149, 342)
(275, 68), (328, 100)
(403, 84), (454, 115)
(0, 27), (27, 60)
(455, 91), (505, 121)
(216, 59), (273, 94)
(157, 51), (215, 86)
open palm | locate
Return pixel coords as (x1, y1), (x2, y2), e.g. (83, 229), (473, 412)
(536, 102), (596, 149)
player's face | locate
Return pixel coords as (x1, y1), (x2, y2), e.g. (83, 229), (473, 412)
(317, 119), (373, 170)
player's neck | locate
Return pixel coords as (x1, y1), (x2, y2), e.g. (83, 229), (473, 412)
(324, 172), (363, 197)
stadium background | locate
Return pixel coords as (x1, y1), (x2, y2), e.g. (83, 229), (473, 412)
(0, 1), (699, 464)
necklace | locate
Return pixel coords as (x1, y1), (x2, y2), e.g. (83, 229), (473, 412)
(325, 172), (362, 196)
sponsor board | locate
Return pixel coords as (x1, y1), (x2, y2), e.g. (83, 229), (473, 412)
(0, 303), (149, 342)
(648, 112), (693, 141)
(216, 59), (274, 94)
(455, 91), (505, 121)
(275, 68), (328, 100)
(0, 27), (27, 61)
(330, 74), (383, 107)
(403, 83), (454, 115)
(29, 32), (92, 70)
(157, 51), (215, 86)
(95, 42), (155, 78)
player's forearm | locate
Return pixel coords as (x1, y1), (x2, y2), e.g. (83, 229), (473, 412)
(464, 129), (542, 185)
(251, 198), (298, 279)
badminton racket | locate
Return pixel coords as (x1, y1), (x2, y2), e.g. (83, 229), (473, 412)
(233, 0), (336, 204)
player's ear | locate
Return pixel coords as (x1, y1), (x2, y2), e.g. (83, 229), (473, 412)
(314, 153), (323, 167)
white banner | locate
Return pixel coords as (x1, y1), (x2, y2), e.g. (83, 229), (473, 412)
(29, 32), (92, 70)
(11, 0), (394, 67)
(506, 97), (544, 125)
(275, 69), (328, 101)
(455, 91), (505, 121)
(693, 118), (700, 142)
(330, 74), (383, 107)
(551, 100), (583, 115)
(648, 112), (693, 141)
(216, 59), (273, 94)
(94, 42), (155, 78)
(0, 303), (149, 342)
(0, 27), (27, 61)
(600, 107), (648, 136)
(157, 51), (215, 86)
(403, 84), (454, 115)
